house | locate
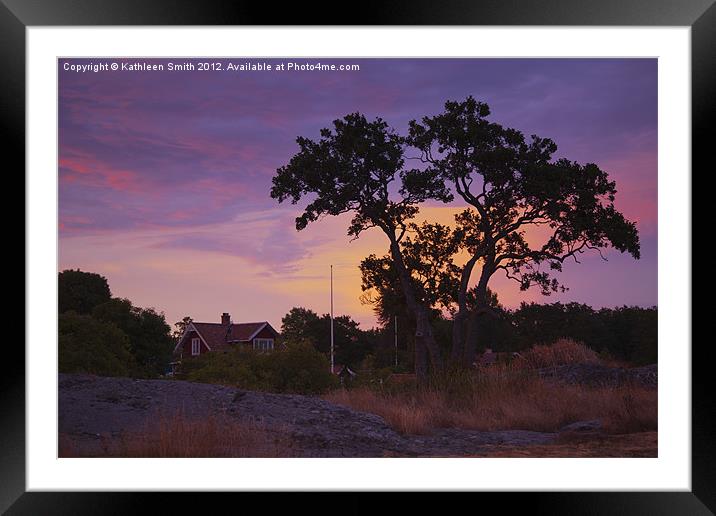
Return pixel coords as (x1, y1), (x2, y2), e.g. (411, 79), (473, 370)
(174, 312), (280, 359)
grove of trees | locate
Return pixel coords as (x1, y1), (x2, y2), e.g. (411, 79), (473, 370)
(58, 269), (174, 377)
(280, 307), (376, 367)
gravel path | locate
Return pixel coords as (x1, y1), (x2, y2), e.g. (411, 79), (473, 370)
(60, 374), (563, 457)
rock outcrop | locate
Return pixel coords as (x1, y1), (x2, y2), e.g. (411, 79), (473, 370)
(59, 374), (562, 457)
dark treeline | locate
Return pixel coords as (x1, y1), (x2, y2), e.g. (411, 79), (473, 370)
(460, 302), (657, 365)
(281, 302), (657, 373)
(360, 302), (657, 371)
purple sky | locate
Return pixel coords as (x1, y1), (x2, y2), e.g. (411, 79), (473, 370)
(58, 58), (657, 329)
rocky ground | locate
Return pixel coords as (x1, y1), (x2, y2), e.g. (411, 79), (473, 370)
(59, 373), (655, 458)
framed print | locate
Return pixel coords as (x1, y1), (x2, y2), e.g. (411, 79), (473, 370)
(5, 0), (710, 513)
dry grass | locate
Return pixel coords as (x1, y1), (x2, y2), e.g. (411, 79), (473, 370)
(59, 412), (299, 457)
(325, 388), (436, 435)
(326, 379), (656, 436)
(325, 340), (656, 436)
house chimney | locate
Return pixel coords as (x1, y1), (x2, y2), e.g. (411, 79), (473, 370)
(221, 312), (231, 325)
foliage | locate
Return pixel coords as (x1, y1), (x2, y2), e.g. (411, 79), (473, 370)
(57, 269), (174, 378)
(58, 312), (135, 376)
(270, 112), (451, 238)
(598, 306), (658, 365)
(361, 299), (657, 366)
(92, 298), (174, 377)
(407, 96), (640, 294)
(518, 338), (601, 369)
(58, 269), (112, 314)
(405, 97), (641, 364)
(508, 303), (657, 364)
(359, 221), (460, 322)
(184, 342), (339, 395)
(280, 306), (374, 367)
(172, 316), (193, 340)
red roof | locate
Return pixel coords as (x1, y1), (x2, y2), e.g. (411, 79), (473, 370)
(190, 321), (278, 350)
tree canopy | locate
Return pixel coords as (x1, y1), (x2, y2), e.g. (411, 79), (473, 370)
(406, 97), (641, 364)
(58, 269), (112, 314)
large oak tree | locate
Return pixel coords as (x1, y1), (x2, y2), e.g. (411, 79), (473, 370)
(407, 97), (641, 365)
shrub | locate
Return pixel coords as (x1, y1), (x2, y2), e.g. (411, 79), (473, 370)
(519, 338), (601, 369)
(185, 342), (338, 394)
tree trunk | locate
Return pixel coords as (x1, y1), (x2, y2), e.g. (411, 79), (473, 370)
(450, 310), (466, 365)
(450, 255), (479, 367)
(461, 264), (492, 368)
(414, 335), (428, 385)
(387, 238), (443, 385)
(463, 309), (481, 366)
(414, 304), (442, 373)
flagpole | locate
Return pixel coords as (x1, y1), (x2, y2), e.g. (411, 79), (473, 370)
(330, 264), (334, 374)
(394, 315), (398, 369)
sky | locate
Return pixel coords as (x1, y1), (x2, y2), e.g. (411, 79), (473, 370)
(58, 58), (657, 330)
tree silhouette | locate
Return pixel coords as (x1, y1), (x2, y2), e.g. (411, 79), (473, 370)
(407, 97), (641, 365)
(280, 306), (372, 366)
(360, 221), (460, 322)
(271, 113), (452, 382)
(172, 316), (193, 340)
(58, 269), (112, 314)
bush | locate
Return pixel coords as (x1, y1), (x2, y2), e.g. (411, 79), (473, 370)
(59, 312), (136, 376)
(184, 342), (338, 395)
(519, 338), (601, 369)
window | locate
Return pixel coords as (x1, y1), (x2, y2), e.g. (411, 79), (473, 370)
(253, 338), (274, 352)
(191, 337), (201, 356)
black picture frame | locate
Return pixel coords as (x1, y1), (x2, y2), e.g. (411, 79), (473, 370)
(4, 1), (708, 513)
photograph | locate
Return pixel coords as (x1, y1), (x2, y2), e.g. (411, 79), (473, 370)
(57, 56), (658, 459)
